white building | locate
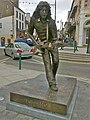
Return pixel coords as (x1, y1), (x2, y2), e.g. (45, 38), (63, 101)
(0, 0), (25, 45)
(64, 0), (90, 47)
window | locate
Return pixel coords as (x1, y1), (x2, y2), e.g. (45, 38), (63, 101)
(86, 29), (89, 44)
(19, 13), (21, 20)
(16, 11), (18, 18)
(0, 13), (2, 18)
(0, 23), (2, 28)
(22, 23), (24, 29)
(19, 21), (21, 29)
(22, 14), (24, 21)
(16, 20), (18, 30)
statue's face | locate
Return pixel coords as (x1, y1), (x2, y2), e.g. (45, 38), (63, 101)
(40, 6), (48, 20)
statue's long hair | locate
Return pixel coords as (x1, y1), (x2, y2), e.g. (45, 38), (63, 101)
(32, 1), (51, 19)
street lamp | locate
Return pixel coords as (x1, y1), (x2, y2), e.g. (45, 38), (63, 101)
(55, 0), (56, 22)
(87, 28), (90, 53)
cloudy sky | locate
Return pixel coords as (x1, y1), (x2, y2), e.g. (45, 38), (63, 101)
(19, 0), (73, 29)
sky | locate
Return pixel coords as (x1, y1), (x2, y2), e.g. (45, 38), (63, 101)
(19, 0), (73, 29)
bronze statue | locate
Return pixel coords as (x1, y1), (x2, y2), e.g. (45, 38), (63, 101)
(28, 1), (59, 91)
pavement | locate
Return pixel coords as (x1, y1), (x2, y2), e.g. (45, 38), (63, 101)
(0, 63), (43, 120)
(0, 46), (90, 120)
(0, 45), (89, 54)
(58, 46), (88, 54)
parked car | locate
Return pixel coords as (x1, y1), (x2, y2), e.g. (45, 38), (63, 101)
(14, 38), (41, 55)
(14, 38), (34, 46)
(4, 42), (35, 59)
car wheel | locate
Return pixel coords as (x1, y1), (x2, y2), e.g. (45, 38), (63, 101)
(11, 53), (15, 60)
(29, 56), (32, 59)
(4, 49), (7, 56)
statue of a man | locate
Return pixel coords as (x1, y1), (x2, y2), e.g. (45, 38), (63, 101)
(28, 1), (59, 91)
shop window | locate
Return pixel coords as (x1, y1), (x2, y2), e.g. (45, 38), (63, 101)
(86, 29), (89, 44)
(7, 39), (11, 44)
(1, 37), (5, 46)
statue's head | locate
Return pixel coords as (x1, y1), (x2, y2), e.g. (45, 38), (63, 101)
(32, 1), (51, 20)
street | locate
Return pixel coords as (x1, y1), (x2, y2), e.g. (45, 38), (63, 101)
(0, 49), (90, 82)
(0, 48), (90, 120)
(0, 0), (90, 119)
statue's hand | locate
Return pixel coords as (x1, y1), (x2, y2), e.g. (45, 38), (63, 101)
(36, 44), (42, 49)
(52, 41), (57, 48)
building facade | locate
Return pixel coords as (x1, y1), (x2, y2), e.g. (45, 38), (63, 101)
(0, 0), (25, 45)
(64, 0), (90, 47)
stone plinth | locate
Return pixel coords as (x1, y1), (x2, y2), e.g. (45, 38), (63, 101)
(9, 74), (77, 115)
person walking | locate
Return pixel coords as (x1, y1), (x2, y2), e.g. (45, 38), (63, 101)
(74, 40), (78, 53)
(59, 38), (64, 50)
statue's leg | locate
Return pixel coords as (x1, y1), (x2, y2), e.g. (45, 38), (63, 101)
(51, 47), (59, 77)
(42, 49), (58, 91)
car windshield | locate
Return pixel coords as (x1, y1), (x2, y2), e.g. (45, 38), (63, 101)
(15, 43), (30, 49)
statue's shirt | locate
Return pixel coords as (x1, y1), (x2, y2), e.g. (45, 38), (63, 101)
(29, 17), (57, 42)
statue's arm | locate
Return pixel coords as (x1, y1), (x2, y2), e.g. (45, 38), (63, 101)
(50, 19), (57, 41)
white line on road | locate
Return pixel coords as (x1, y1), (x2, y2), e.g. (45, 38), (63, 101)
(0, 58), (10, 63)
(60, 60), (90, 65)
(22, 59), (44, 65)
(31, 59), (44, 64)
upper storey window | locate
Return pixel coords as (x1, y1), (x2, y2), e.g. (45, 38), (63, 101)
(16, 11), (18, 18)
(19, 13), (21, 20)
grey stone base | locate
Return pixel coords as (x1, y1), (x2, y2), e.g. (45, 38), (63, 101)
(6, 81), (78, 120)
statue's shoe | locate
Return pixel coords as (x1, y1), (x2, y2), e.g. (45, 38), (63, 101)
(49, 85), (58, 91)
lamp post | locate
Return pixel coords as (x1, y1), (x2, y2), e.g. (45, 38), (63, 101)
(87, 28), (90, 53)
(55, 0), (56, 22)
(50, 0), (56, 22)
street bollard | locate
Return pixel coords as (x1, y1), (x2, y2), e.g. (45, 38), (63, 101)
(17, 49), (22, 70)
(19, 53), (21, 70)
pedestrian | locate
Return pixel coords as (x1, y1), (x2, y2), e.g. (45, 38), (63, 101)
(59, 38), (64, 50)
(28, 1), (59, 91)
(70, 37), (73, 47)
(74, 40), (78, 53)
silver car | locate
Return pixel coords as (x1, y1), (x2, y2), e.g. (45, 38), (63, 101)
(4, 42), (35, 59)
